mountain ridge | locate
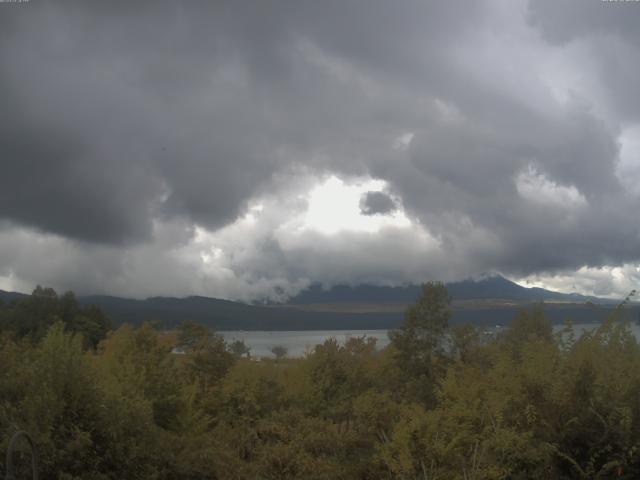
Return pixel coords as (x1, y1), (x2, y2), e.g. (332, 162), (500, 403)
(0, 275), (623, 330)
(285, 274), (605, 305)
(1, 274), (606, 307)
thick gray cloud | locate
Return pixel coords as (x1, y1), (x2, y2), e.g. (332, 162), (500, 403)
(1, 0), (640, 299)
(360, 191), (397, 216)
(527, 0), (640, 123)
(528, 0), (640, 46)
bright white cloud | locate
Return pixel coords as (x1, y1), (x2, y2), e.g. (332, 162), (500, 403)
(302, 176), (411, 235)
(517, 264), (640, 299)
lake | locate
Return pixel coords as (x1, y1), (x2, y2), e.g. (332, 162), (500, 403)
(221, 321), (640, 358)
(221, 329), (391, 357)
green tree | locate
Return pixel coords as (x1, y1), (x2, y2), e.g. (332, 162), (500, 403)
(449, 323), (480, 363)
(178, 321), (234, 393)
(0, 287), (110, 347)
(229, 339), (251, 358)
(501, 304), (553, 354)
(270, 345), (288, 361)
(389, 281), (451, 404)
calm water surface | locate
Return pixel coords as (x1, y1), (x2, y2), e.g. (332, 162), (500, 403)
(221, 330), (390, 358)
(221, 322), (640, 358)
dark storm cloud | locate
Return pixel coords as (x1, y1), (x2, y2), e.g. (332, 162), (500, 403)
(359, 191), (397, 216)
(0, 0), (486, 245)
(0, 1), (287, 242)
(1, 0), (640, 297)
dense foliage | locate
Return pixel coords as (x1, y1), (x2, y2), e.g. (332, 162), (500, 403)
(0, 286), (111, 348)
(1, 283), (640, 478)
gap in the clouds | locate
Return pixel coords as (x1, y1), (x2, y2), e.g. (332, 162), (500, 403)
(302, 175), (411, 234)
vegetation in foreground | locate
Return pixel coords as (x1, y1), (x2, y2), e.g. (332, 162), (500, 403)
(1, 283), (640, 479)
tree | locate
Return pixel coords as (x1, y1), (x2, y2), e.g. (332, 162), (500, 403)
(449, 323), (480, 363)
(229, 339), (251, 358)
(0, 287), (110, 347)
(270, 345), (288, 360)
(177, 320), (212, 351)
(501, 304), (553, 352)
(177, 320), (234, 392)
(388, 281), (451, 404)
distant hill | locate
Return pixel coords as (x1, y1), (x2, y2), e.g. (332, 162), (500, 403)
(69, 292), (634, 330)
(76, 294), (402, 331)
(0, 290), (27, 303)
(287, 274), (604, 305)
(0, 277), (627, 331)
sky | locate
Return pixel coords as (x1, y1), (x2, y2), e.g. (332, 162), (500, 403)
(1, 0), (640, 301)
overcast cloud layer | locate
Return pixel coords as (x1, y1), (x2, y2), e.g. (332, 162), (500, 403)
(1, 0), (640, 300)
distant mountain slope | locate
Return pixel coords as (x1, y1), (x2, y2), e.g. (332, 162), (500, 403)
(69, 292), (632, 330)
(0, 277), (623, 331)
(0, 290), (27, 303)
(287, 274), (603, 305)
(78, 294), (402, 330)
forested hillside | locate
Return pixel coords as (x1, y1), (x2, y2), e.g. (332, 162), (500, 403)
(1, 284), (640, 478)
(2, 279), (626, 331)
